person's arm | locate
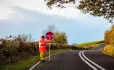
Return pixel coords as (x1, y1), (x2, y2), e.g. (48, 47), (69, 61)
(46, 40), (50, 43)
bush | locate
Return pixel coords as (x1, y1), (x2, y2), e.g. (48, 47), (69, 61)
(0, 40), (38, 65)
(103, 45), (114, 57)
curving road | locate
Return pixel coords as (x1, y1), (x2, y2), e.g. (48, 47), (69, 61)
(30, 44), (114, 70)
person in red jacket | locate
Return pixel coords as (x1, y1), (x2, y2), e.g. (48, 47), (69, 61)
(39, 36), (49, 62)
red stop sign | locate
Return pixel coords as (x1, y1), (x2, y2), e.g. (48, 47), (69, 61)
(46, 32), (54, 41)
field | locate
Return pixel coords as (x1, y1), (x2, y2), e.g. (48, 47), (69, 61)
(76, 40), (104, 49)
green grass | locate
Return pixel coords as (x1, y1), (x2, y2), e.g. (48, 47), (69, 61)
(76, 40), (104, 49)
(0, 49), (68, 70)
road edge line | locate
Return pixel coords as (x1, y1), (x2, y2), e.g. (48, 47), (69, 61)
(29, 51), (63, 70)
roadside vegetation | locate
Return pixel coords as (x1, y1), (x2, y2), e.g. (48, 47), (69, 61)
(76, 40), (104, 49)
(0, 49), (67, 70)
(104, 25), (114, 57)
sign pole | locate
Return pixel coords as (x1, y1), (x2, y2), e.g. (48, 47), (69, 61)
(49, 42), (50, 61)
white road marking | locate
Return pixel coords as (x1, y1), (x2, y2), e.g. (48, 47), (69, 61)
(29, 52), (62, 70)
(79, 51), (106, 70)
(98, 48), (104, 51)
(79, 51), (98, 70)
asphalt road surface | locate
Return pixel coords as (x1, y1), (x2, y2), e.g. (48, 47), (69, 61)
(30, 44), (114, 70)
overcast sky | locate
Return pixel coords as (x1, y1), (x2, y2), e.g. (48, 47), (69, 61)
(0, 0), (112, 44)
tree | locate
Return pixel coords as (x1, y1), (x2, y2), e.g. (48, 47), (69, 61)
(45, 0), (114, 23)
(42, 25), (58, 36)
(104, 30), (111, 45)
(110, 25), (114, 46)
(54, 32), (68, 44)
(46, 0), (75, 8)
(104, 25), (114, 46)
(13, 34), (32, 42)
(42, 25), (68, 44)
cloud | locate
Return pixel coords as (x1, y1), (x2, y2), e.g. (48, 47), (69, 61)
(0, 6), (112, 44)
(15, 0), (90, 20)
(0, 0), (101, 21)
(0, 0), (13, 19)
(8, 6), (41, 21)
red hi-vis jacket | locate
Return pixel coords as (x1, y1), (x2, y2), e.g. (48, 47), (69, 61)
(39, 38), (47, 52)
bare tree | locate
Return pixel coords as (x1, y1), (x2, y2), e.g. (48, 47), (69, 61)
(42, 25), (58, 36)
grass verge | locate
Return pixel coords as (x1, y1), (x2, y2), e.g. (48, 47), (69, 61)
(76, 40), (104, 49)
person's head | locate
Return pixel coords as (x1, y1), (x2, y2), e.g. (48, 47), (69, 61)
(41, 36), (45, 39)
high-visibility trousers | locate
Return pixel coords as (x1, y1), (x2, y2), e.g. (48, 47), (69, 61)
(40, 52), (45, 60)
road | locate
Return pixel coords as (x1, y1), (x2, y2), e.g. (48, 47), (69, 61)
(30, 44), (114, 70)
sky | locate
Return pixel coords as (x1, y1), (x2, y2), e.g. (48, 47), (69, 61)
(0, 0), (112, 44)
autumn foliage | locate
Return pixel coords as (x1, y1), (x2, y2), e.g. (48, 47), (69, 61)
(104, 25), (114, 56)
(104, 25), (114, 46)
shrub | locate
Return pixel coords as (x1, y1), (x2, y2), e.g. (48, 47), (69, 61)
(0, 40), (39, 65)
(103, 45), (114, 56)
